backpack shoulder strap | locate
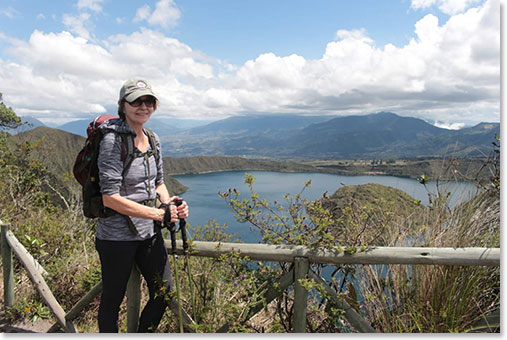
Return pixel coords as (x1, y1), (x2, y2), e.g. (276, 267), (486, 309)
(116, 132), (136, 177)
(144, 127), (160, 163)
(114, 128), (159, 178)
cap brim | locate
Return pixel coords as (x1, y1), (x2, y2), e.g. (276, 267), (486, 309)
(124, 89), (158, 102)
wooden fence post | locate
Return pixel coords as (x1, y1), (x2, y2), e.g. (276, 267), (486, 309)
(293, 257), (309, 333)
(1, 223), (14, 308)
(3, 229), (77, 332)
(126, 265), (141, 333)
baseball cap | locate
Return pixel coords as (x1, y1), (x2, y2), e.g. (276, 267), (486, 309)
(119, 78), (158, 102)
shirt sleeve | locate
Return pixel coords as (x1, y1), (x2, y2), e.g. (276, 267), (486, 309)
(98, 132), (123, 196)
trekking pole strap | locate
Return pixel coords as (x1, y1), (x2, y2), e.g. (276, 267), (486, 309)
(159, 203), (170, 210)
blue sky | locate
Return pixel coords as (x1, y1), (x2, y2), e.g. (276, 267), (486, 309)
(1, 1), (451, 64)
(0, 0), (500, 128)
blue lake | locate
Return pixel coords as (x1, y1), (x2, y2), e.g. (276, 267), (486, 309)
(173, 171), (478, 244)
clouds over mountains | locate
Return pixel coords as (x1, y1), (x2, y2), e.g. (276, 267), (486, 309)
(0, 0), (499, 125)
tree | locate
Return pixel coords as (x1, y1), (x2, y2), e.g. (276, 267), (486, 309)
(0, 92), (21, 129)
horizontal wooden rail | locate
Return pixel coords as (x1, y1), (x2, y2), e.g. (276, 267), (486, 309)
(165, 240), (500, 267)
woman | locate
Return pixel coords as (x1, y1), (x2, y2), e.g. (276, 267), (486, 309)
(95, 78), (189, 332)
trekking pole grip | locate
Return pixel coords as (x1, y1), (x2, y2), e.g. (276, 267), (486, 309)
(165, 204), (178, 255)
(173, 199), (188, 254)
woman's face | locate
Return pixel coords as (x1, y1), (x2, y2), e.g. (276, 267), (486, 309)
(122, 95), (156, 127)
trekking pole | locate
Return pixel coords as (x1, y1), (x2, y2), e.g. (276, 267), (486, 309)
(173, 199), (197, 323)
(167, 205), (184, 333)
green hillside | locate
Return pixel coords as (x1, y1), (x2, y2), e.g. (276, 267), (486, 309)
(7, 126), (188, 197)
(163, 155), (316, 175)
(307, 158), (491, 183)
(9, 126), (85, 179)
(322, 183), (423, 214)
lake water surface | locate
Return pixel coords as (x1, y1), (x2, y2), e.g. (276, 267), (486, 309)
(173, 171), (478, 243)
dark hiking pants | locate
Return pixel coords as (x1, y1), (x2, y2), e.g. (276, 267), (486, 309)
(95, 232), (172, 332)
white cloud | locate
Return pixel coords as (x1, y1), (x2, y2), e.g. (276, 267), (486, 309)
(411, 0), (482, 15)
(62, 0), (106, 42)
(433, 121), (466, 129)
(0, 6), (18, 19)
(134, 5), (151, 22)
(62, 12), (92, 40)
(411, 0), (437, 9)
(12, 30), (116, 78)
(134, 0), (181, 30)
(106, 28), (213, 79)
(203, 88), (240, 109)
(150, 0), (181, 29)
(335, 28), (372, 42)
(77, 0), (105, 13)
(0, 28), (216, 122)
(0, 30), (117, 120)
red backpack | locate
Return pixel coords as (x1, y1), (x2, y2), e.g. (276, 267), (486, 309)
(73, 115), (159, 219)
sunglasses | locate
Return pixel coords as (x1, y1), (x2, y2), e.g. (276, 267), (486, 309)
(127, 97), (156, 107)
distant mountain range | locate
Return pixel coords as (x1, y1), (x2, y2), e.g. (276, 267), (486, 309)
(188, 114), (330, 135)
(3, 116), (211, 137)
(160, 112), (499, 159)
(57, 117), (182, 137)
(6, 112), (499, 159)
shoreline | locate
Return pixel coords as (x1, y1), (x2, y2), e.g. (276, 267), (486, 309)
(164, 156), (490, 195)
(169, 167), (476, 183)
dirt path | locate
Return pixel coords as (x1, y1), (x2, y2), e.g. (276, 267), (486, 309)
(0, 280), (54, 333)
(0, 310), (54, 333)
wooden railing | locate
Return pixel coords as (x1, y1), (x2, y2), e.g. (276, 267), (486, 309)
(0, 223), (500, 333)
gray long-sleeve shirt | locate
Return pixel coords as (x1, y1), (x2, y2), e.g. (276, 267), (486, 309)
(96, 119), (164, 241)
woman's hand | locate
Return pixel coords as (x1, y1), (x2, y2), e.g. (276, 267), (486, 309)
(156, 204), (179, 223)
(168, 204), (179, 223)
(170, 196), (189, 219)
(154, 208), (165, 222)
